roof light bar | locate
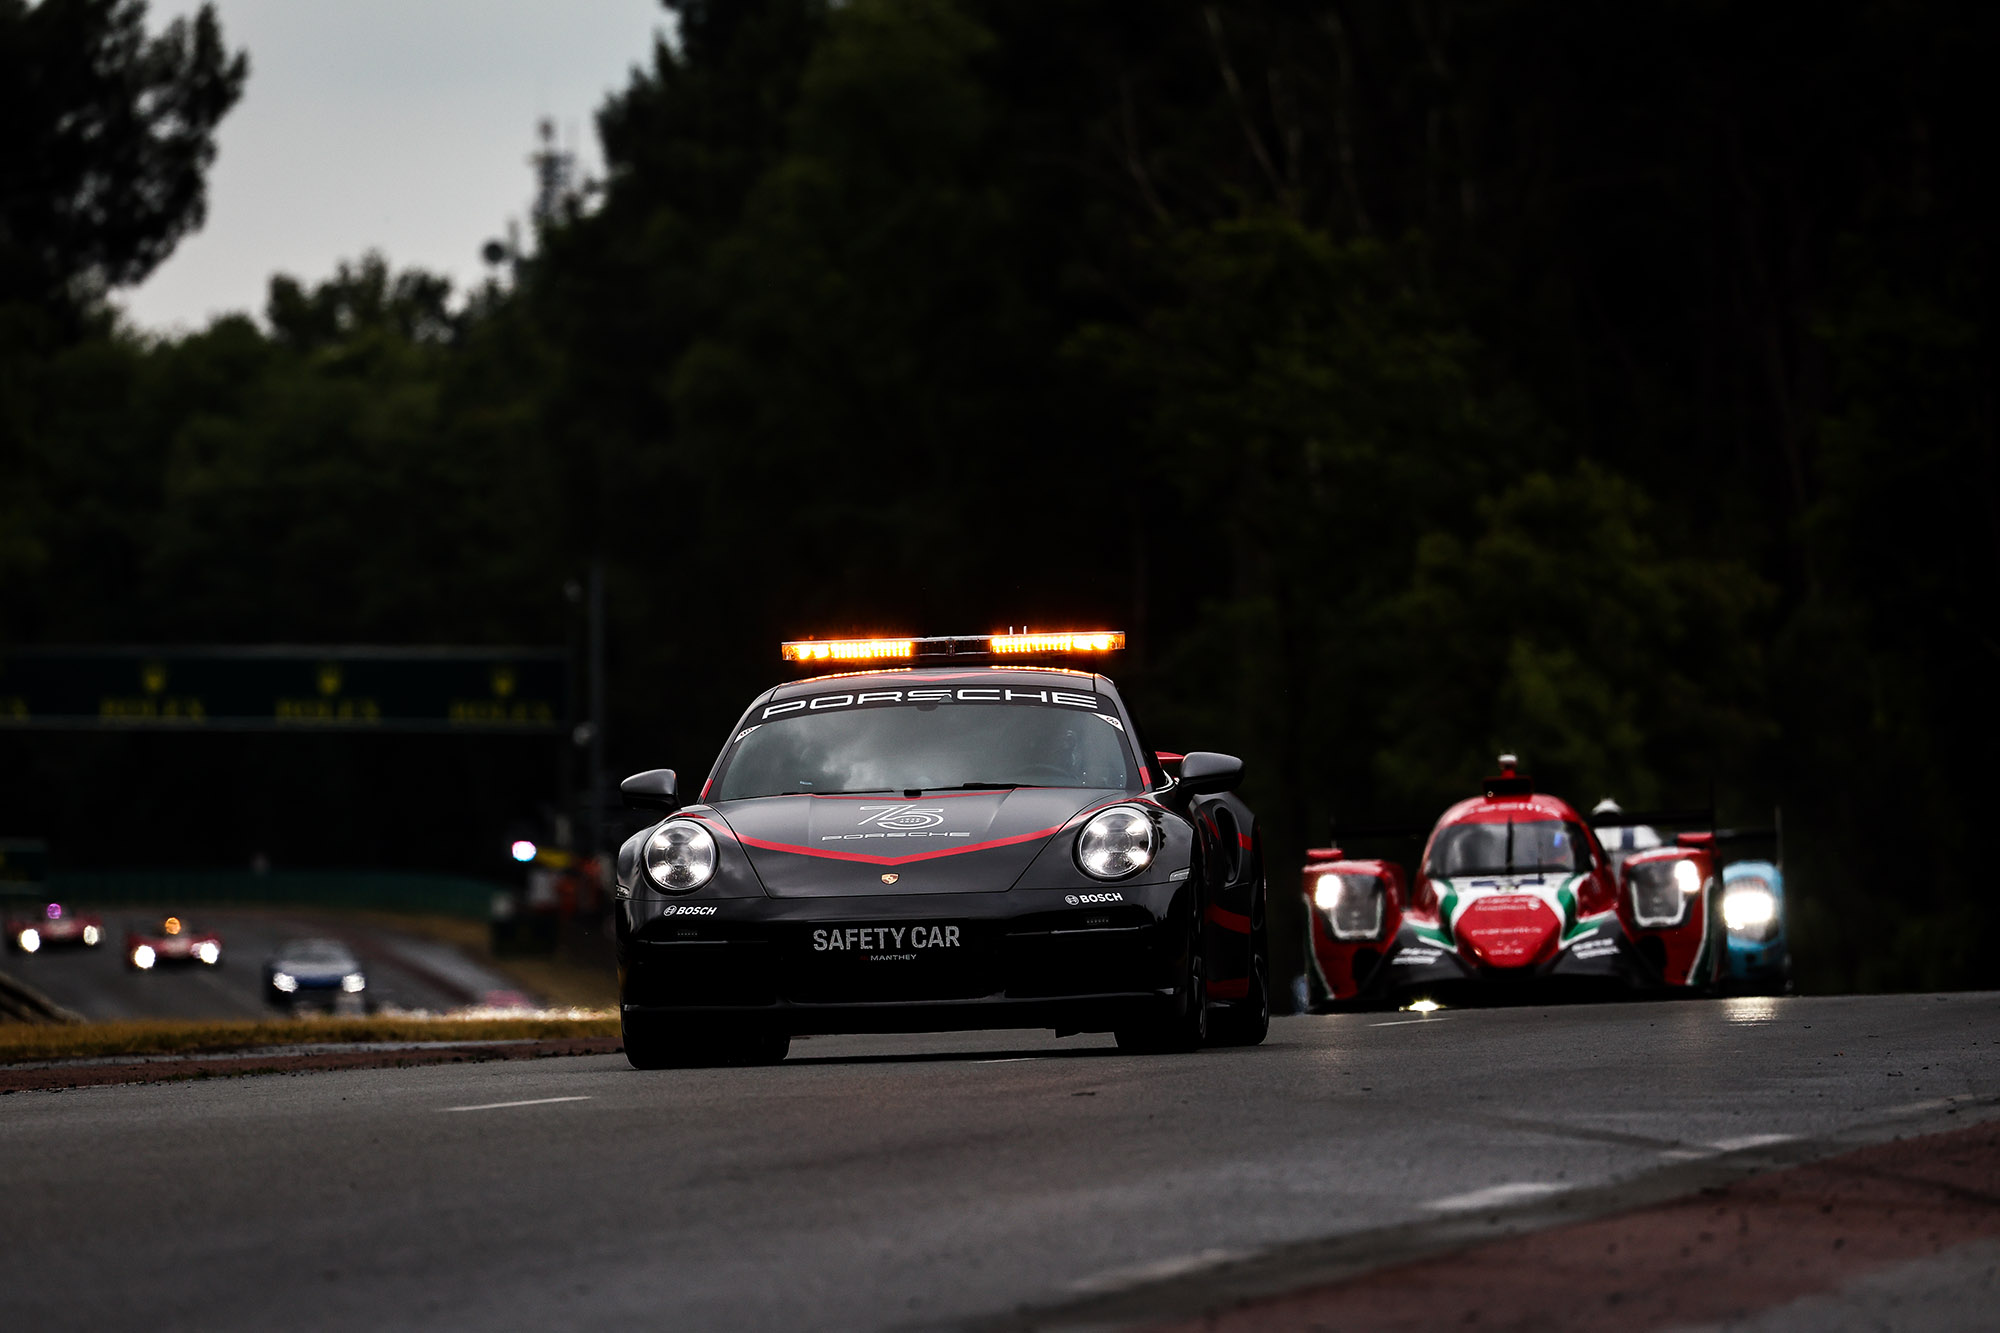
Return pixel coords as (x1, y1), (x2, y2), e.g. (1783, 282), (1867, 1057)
(780, 632), (1124, 663)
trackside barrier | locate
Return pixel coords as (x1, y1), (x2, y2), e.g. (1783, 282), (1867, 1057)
(42, 871), (505, 920)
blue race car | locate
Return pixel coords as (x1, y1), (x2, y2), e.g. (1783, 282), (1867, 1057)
(1719, 860), (1790, 993)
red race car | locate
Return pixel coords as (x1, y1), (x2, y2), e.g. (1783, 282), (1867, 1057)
(1304, 757), (1723, 1007)
(126, 915), (224, 971)
(6, 901), (105, 953)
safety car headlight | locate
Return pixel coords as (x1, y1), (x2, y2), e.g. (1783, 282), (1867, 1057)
(271, 971), (298, 993)
(195, 940), (221, 965)
(1313, 873), (1385, 941)
(1076, 805), (1156, 880)
(644, 820), (717, 891)
(1723, 883), (1778, 939)
(18, 928), (41, 953)
(341, 972), (367, 993)
(132, 944), (157, 969)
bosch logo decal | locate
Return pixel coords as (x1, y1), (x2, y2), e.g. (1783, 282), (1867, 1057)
(763, 687), (1100, 721)
(1065, 892), (1124, 905)
(857, 805), (945, 830)
(663, 904), (718, 916)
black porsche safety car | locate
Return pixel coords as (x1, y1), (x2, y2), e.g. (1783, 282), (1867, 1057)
(613, 632), (1268, 1068)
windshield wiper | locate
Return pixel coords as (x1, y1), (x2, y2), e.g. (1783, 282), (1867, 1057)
(920, 782), (1024, 792)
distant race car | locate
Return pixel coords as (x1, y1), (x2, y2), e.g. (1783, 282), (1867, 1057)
(6, 901), (103, 953)
(1719, 859), (1790, 994)
(1304, 757), (1725, 1006)
(614, 631), (1268, 1067)
(263, 938), (367, 1010)
(126, 915), (223, 971)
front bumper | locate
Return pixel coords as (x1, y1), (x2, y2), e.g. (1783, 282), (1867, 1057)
(1319, 916), (1656, 1007)
(617, 883), (1188, 1035)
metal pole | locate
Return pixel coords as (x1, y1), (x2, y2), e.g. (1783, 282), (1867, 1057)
(587, 560), (606, 859)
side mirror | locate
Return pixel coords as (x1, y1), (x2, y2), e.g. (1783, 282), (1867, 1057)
(1176, 751), (1243, 795)
(620, 768), (680, 812)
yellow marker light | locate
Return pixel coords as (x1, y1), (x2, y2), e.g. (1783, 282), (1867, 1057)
(781, 639), (916, 663)
(163, 916), (182, 935)
(990, 631), (1124, 654)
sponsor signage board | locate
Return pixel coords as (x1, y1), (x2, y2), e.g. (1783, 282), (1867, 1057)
(0, 646), (566, 735)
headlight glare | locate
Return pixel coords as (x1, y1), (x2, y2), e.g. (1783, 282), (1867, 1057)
(1076, 806), (1156, 879)
(194, 940), (221, 965)
(271, 971), (298, 993)
(132, 944), (156, 969)
(18, 928), (40, 953)
(1723, 885), (1778, 935)
(1313, 873), (1386, 940)
(82, 924), (100, 945)
(341, 972), (366, 993)
(644, 820), (717, 891)
(1673, 860), (1702, 894)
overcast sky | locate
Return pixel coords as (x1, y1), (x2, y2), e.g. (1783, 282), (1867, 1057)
(121, 0), (669, 332)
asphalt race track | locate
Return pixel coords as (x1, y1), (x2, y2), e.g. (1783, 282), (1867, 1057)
(6, 993), (1998, 1331)
(3, 909), (523, 1019)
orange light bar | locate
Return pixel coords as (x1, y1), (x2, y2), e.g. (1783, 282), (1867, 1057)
(781, 631), (1126, 662)
(781, 638), (917, 663)
(990, 631), (1124, 654)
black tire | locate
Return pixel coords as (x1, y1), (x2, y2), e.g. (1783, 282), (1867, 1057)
(1115, 900), (1209, 1054)
(623, 1012), (791, 1069)
(1209, 879), (1270, 1047)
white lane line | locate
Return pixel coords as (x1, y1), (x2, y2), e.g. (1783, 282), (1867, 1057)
(1423, 1181), (1568, 1212)
(1370, 1017), (1453, 1027)
(1068, 1248), (1248, 1294)
(439, 1096), (592, 1113)
(1710, 1133), (1797, 1152)
(976, 1057), (1036, 1064)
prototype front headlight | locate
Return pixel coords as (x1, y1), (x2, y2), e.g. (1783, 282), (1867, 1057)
(644, 820), (718, 891)
(194, 940), (221, 965)
(18, 928), (40, 953)
(341, 972), (367, 993)
(1076, 805), (1157, 880)
(1313, 873), (1385, 941)
(271, 971), (298, 993)
(132, 944), (157, 969)
(1723, 882), (1778, 938)
(82, 924), (100, 945)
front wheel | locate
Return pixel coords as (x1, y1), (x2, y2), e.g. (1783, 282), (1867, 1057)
(1209, 883), (1270, 1047)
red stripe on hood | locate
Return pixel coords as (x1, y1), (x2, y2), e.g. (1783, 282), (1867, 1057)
(731, 825), (1067, 867)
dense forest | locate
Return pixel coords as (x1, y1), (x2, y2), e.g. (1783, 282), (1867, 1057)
(2, 0), (1994, 991)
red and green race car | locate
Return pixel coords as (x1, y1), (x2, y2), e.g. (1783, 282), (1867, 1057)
(1303, 758), (1724, 1007)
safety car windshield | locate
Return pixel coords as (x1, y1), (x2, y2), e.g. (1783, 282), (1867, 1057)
(714, 699), (1134, 800)
(1426, 818), (1593, 878)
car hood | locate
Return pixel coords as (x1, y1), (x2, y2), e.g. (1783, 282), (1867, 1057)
(711, 788), (1114, 898)
(270, 959), (357, 977)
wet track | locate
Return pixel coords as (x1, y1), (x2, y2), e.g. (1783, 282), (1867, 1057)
(3, 908), (522, 1019)
(5, 992), (1998, 1332)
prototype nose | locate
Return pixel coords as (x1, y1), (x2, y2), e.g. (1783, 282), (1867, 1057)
(1456, 895), (1560, 969)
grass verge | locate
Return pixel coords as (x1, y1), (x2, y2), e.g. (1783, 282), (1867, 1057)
(0, 1013), (619, 1064)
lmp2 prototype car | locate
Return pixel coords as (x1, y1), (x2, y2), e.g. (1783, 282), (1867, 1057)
(1303, 758), (1726, 1006)
(614, 632), (1269, 1068)
(127, 915), (223, 971)
(6, 901), (103, 953)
